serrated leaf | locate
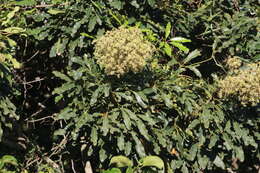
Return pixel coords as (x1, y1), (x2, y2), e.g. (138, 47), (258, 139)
(161, 93), (173, 108)
(102, 116), (109, 135)
(90, 127), (98, 146)
(170, 37), (191, 43)
(181, 164), (189, 173)
(110, 156), (133, 167)
(109, 0), (123, 10)
(208, 134), (218, 149)
(117, 133), (125, 151)
(133, 91), (147, 108)
(88, 15), (97, 32)
(165, 22), (171, 39)
(125, 141), (132, 156)
(121, 109), (132, 130)
(99, 148), (107, 162)
(183, 49), (201, 64)
(140, 156), (164, 169)
(53, 71), (71, 82)
(213, 155), (225, 169)
(235, 147), (244, 162)
(136, 120), (150, 140)
(90, 86), (103, 105)
(131, 132), (146, 158)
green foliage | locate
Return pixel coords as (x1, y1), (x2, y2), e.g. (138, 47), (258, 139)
(0, 0), (259, 172)
(0, 155), (19, 172)
(103, 155), (164, 173)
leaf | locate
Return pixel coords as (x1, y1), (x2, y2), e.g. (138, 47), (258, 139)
(188, 66), (202, 78)
(124, 141), (132, 156)
(90, 127), (98, 146)
(161, 93), (173, 108)
(126, 167), (134, 173)
(1, 155), (18, 166)
(170, 41), (189, 53)
(90, 86), (103, 105)
(181, 164), (189, 173)
(170, 37), (191, 43)
(53, 71), (71, 82)
(136, 120), (150, 140)
(88, 15), (97, 32)
(165, 22), (171, 39)
(213, 155), (225, 169)
(130, 0), (140, 8)
(235, 147), (244, 162)
(110, 156), (133, 167)
(133, 91), (147, 108)
(99, 148), (107, 162)
(198, 155), (209, 170)
(47, 9), (65, 15)
(102, 116), (109, 135)
(2, 27), (25, 34)
(164, 42), (172, 57)
(121, 109), (132, 130)
(109, 0), (123, 10)
(183, 49), (201, 64)
(140, 156), (164, 169)
(131, 132), (146, 158)
(80, 33), (95, 39)
(0, 124), (2, 142)
(103, 168), (122, 173)
(117, 133), (125, 151)
(147, 0), (156, 7)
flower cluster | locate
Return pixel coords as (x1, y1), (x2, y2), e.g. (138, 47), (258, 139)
(93, 27), (155, 77)
(225, 56), (242, 70)
(218, 61), (260, 106)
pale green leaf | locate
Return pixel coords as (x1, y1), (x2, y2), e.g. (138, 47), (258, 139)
(90, 127), (98, 146)
(213, 155), (225, 169)
(164, 43), (172, 57)
(170, 41), (189, 53)
(140, 156), (164, 169)
(165, 22), (171, 39)
(110, 156), (133, 167)
(183, 49), (201, 64)
(170, 37), (191, 43)
(47, 9), (65, 15)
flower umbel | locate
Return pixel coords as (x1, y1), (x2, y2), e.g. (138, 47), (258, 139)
(218, 61), (260, 106)
(93, 27), (155, 77)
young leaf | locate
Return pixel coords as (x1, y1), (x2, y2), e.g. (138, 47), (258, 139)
(165, 22), (171, 39)
(90, 127), (98, 146)
(170, 41), (189, 53)
(110, 156), (133, 167)
(213, 155), (225, 169)
(164, 43), (172, 57)
(121, 109), (132, 130)
(170, 37), (191, 43)
(140, 156), (164, 169)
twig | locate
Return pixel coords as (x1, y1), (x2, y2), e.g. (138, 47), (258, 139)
(71, 160), (77, 173)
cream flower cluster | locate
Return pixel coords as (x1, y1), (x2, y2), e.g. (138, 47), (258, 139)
(93, 27), (155, 77)
(225, 56), (242, 70)
(218, 60), (260, 106)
